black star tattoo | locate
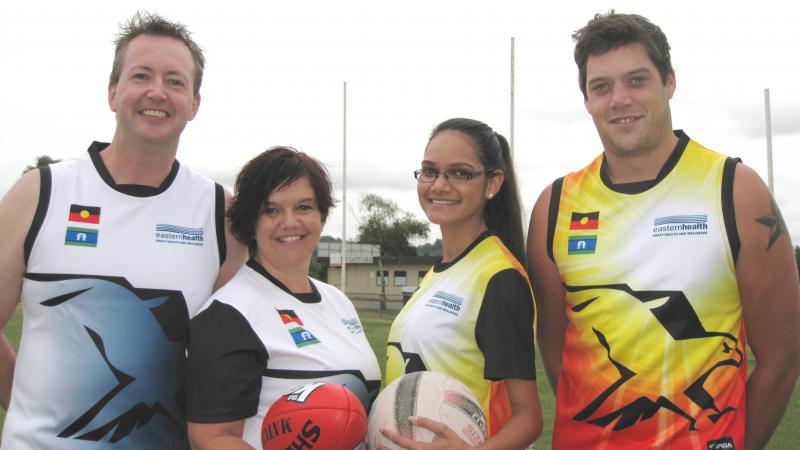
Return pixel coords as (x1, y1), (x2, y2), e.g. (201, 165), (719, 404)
(755, 195), (789, 251)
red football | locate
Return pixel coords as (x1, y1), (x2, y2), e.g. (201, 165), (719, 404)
(261, 382), (368, 450)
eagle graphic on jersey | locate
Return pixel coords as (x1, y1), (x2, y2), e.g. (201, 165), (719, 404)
(563, 282), (743, 432)
(28, 273), (190, 445)
(387, 342), (427, 374)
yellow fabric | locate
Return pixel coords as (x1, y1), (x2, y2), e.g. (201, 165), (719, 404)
(386, 235), (530, 437)
(551, 138), (746, 449)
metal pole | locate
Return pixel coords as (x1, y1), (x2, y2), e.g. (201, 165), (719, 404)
(341, 81), (347, 292)
(510, 37), (515, 158)
(764, 88), (774, 195)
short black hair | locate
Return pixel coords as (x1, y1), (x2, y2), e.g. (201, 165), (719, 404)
(228, 147), (335, 254)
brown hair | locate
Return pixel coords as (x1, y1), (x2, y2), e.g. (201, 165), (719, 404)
(573, 11), (673, 100)
(109, 11), (205, 96)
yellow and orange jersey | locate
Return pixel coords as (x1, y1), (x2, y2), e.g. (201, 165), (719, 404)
(550, 132), (746, 449)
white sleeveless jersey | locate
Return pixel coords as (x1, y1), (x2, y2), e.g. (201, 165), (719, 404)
(186, 261), (381, 449)
(3, 143), (225, 450)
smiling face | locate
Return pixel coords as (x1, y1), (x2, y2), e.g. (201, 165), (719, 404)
(417, 130), (502, 233)
(584, 43), (676, 159)
(108, 34), (200, 147)
(254, 176), (323, 277)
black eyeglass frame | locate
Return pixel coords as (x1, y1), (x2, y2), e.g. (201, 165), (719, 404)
(413, 168), (493, 183)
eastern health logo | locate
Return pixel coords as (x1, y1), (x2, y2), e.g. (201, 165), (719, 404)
(568, 211), (599, 255)
(155, 223), (205, 247)
(65, 204), (100, 247)
(425, 290), (463, 316)
(652, 214), (708, 238)
(278, 309), (321, 348)
(342, 317), (364, 334)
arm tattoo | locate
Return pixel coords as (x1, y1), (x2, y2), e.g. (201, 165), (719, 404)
(754, 196), (789, 251)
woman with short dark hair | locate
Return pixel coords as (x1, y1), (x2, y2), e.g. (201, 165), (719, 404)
(185, 147), (380, 450)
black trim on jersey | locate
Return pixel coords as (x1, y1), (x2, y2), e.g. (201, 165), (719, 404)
(246, 259), (321, 303)
(24, 165), (52, 266)
(432, 230), (494, 272)
(88, 141), (180, 197)
(214, 183), (226, 266)
(475, 268), (537, 381)
(263, 368), (377, 386)
(186, 300), (268, 423)
(599, 130), (690, 194)
(547, 177), (564, 263)
(722, 157), (742, 264)
(262, 368), (382, 410)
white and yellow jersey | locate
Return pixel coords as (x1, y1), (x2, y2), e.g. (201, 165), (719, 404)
(386, 232), (536, 438)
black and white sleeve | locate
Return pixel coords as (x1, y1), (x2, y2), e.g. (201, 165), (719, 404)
(186, 300), (268, 423)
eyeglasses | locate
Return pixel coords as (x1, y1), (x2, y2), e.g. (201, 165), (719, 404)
(414, 168), (488, 183)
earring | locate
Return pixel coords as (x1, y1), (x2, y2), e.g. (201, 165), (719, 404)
(487, 193), (495, 199)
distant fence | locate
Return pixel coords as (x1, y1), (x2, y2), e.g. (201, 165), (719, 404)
(346, 292), (406, 310)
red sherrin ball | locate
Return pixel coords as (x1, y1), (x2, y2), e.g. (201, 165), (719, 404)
(261, 382), (368, 450)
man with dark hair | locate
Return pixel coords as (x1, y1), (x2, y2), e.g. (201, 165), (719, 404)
(528, 11), (800, 450)
(0, 11), (246, 449)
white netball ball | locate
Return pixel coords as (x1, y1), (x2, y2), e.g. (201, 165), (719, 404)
(366, 371), (487, 449)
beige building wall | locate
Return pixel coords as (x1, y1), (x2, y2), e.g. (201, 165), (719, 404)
(326, 258), (437, 300)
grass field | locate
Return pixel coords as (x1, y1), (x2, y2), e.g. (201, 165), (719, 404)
(1, 306), (798, 448)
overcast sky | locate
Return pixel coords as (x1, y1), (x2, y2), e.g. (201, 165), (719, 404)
(2, 0), (798, 246)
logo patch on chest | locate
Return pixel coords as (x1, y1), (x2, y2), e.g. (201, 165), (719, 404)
(278, 309), (321, 348)
(424, 290), (463, 316)
(652, 214), (708, 238)
(65, 204), (101, 247)
(342, 317), (364, 334)
(568, 211), (599, 255)
(154, 223), (205, 246)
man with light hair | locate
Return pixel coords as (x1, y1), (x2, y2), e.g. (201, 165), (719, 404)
(0, 11), (246, 449)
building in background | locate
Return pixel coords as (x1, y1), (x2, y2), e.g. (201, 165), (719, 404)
(317, 242), (438, 307)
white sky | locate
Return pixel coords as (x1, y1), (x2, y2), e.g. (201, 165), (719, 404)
(2, 0), (799, 246)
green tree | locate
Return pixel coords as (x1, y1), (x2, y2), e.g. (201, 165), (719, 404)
(23, 155), (61, 174)
(357, 194), (429, 310)
(417, 238), (443, 256)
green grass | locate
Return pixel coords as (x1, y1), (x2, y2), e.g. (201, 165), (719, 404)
(1, 306), (797, 448)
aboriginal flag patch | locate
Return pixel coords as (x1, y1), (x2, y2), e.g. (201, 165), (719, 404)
(65, 204), (100, 247)
(570, 211), (599, 230)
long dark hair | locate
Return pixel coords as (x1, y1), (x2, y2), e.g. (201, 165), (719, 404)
(429, 118), (526, 265)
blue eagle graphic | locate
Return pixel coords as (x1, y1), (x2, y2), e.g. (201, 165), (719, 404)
(28, 273), (190, 447)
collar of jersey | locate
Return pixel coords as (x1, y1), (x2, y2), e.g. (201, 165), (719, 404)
(599, 130), (689, 195)
(247, 258), (321, 303)
(88, 141), (181, 197)
(432, 230), (495, 273)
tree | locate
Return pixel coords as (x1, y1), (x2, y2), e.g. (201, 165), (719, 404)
(357, 194), (429, 310)
(23, 155), (61, 174)
(417, 238), (443, 256)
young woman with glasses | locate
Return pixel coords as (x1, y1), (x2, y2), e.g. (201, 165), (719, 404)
(380, 118), (542, 449)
